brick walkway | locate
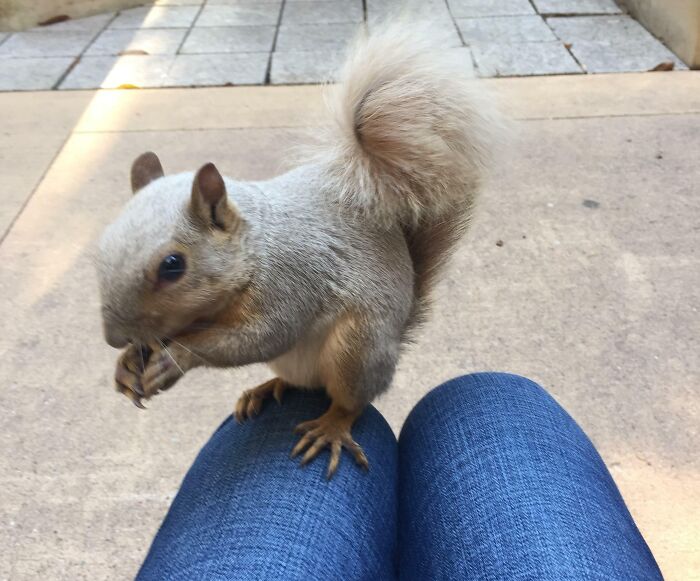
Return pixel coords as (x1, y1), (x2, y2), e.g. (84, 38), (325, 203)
(0, 0), (686, 90)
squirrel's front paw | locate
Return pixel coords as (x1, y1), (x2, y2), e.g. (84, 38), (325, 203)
(142, 343), (192, 398)
(115, 343), (152, 408)
(234, 377), (288, 423)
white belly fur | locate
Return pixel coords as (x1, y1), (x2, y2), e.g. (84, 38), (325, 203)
(268, 318), (332, 388)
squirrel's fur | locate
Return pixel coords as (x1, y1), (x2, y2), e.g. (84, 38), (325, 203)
(316, 24), (505, 328)
(98, 23), (505, 475)
(320, 24), (501, 226)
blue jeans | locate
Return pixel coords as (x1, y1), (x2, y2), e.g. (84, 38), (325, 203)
(137, 373), (661, 580)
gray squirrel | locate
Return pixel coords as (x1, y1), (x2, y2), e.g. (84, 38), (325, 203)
(97, 23), (505, 478)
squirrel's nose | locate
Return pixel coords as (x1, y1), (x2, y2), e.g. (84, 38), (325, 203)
(104, 323), (129, 349)
(102, 304), (131, 348)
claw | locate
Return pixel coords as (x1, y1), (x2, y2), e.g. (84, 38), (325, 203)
(327, 441), (342, 479)
(301, 437), (327, 466)
(290, 406), (367, 479)
(115, 361), (143, 396)
(117, 384), (146, 409)
(246, 393), (262, 418)
(113, 342), (162, 409)
(290, 432), (314, 458)
(294, 419), (315, 435)
(346, 439), (369, 471)
(234, 397), (246, 424)
(233, 378), (289, 423)
(273, 381), (285, 404)
(131, 380), (145, 397)
(132, 396), (146, 410)
(141, 353), (179, 398)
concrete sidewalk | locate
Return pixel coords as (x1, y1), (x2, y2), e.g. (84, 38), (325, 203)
(0, 72), (698, 579)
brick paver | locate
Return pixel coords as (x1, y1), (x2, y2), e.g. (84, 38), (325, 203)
(0, 0), (687, 90)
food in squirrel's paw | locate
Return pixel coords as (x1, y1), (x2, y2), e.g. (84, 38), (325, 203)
(96, 23), (506, 478)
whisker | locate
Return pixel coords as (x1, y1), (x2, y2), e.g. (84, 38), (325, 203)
(167, 338), (210, 366)
(159, 339), (185, 377)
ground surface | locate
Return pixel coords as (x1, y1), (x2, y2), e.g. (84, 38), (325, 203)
(0, 73), (698, 580)
(0, 0), (688, 90)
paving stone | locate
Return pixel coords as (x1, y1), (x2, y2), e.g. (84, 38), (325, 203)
(195, 3), (282, 26)
(60, 52), (269, 89)
(570, 40), (689, 73)
(270, 50), (344, 83)
(0, 57), (74, 90)
(448, 46), (476, 76)
(181, 26), (276, 53)
(86, 29), (188, 56)
(368, 17), (462, 48)
(166, 53), (269, 86)
(110, 6), (200, 29)
(59, 55), (174, 88)
(533, 0), (621, 15)
(269, 47), (469, 85)
(0, 0), (686, 89)
(368, 0), (452, 23)
(386, 19), (463, 48)
(29, 12), (115, 32)
(457, 16), (556, 44)
(155, 0), (204, 5)
(472, 41), (582, 76)
(547, 15), (654, 44)
(448, 0), (536, 18)
(207, 0), (280, 3)
(433, 20), (465, 48)
(0, 30), (95, 58)
(282, 1), (363, 24)
(276, 23), (358, 51)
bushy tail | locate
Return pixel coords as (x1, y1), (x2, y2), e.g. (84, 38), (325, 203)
(319, 22), (505, 226)
(318, 23), (507, 326)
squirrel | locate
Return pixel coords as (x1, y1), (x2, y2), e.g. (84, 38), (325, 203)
(97, 23), (505, 478)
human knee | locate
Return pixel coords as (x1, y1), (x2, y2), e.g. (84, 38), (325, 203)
(400, 372), (557, 439)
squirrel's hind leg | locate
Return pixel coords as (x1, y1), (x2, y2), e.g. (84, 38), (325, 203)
(290, 311), (400, 478)
(291, 402), (368, 479)
(291, 402), (369, 479)
(234, 377), (289, 423)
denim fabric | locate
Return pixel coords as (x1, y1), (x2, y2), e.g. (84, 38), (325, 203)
(137, 389), (398, 581)
(137, 373), (661, 581)
(398, 373), (662, 581)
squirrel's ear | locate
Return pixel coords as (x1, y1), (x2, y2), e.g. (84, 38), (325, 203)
(131, 151), (164, 194)
(190, 163), (239, 231)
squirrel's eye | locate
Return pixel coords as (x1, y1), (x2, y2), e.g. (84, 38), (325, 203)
(157, 253), (186, 283)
